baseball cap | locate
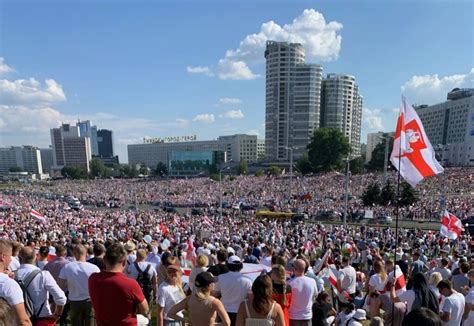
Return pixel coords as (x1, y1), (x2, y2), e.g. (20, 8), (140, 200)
(227, 255), (241, 264)
(195, 272), (218, 288)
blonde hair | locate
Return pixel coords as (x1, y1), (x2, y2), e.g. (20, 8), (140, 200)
(166, 257), (185, 296)
(271, 264), (288, 305)
(374, 260), (387, 282)
(0, 298), (13, 326)
(196, 254), (209, 268)
(429, 272), (442, 287)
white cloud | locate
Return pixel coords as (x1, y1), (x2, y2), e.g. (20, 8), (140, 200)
(0, 78), (66, 104)
(216, 97), (242, 106)
(221, 109), (244, 119)
(191, 9), (343, 80)
(192, 113), (215, 124)
(362, 107), (384, 131)
(186, 66), (213, 76)
(401, 68), (474, 104)
(0, 58), (15, 75)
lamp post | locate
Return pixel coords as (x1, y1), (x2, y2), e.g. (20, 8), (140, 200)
(219, 161), (232, 220)
(437, 144), (448, 218)
(343, 156), (351, 229)
(378, 135), (393, 185)
(284, 146), (299, 202)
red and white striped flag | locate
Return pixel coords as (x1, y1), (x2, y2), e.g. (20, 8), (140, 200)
(326, 266), (349, 303)
(30, 209), (47, 222)
(202, 216), (213, 226)
(385, 265), (406, 296)
(440, 210), (464, 240)
(390, 96), (443, 187)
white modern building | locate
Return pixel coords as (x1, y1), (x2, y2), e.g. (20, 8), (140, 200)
(51, 124), (92, 172)
(265, 41), (323, 163)
(0, 146), (43, 176)
(415, 88), (474, 166)
(321, 74), (363, 157)
(128, 134), (259, 168)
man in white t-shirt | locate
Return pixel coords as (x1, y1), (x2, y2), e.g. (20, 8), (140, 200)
(338, 256), (356, 298)
(288, 259), (318, 326)
(126, 249), (157, 304)
(59, 244), (100, 326)
(0, 240), (31, 326)
(213, 255), (252, 326)
(437, 279), (465, 326)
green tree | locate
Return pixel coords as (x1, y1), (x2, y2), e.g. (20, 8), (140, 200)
(362, 182), (381, 206)
(237, 160), (248, 175)
(61, 166), (88, 179)
(156, 162), (168, 176)
(380, 180), (396, 206)
(209, 174), (221, 182)
(296, 153), (313, 175)
(307, 128), (351, 172)
(367, 135), (394, 171)
(255, 170), (265, 177)
(349, 156), (365, 175)
(120, 164), (139, 178)
(138, 163), (149, 176)
(399, 182), (419, 207)
(267, 165), (282, 176)
(90, 158), (109, 178)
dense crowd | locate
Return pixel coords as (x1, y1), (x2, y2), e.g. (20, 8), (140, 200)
(0, 168), (472, 326)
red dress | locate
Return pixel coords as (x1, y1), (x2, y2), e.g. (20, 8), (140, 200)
(272, 283), (292, 326)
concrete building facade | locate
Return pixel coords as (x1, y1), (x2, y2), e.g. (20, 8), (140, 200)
(50, 124), (92, 172)
(264, 41), (323, 162)
(415, 88), (474, 166)
(40, 148), (53, 174)
(321, 74), (363, 157)
(0, 146), (43, 176)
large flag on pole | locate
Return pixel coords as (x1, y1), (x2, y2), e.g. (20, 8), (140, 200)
(390, 96), (443, 187)
(30, 209), (46, 222)
(440, 210), (464, 240)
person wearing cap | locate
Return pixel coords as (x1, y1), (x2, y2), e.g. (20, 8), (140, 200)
(213, 255), (252, 326)
(168, 272), (230, 326)
(89, 243), (149, 326)
(346, 309), (366, 326)
(156, 257), (186, 326)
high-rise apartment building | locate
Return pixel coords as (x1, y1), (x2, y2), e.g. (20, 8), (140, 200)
(0, 146), (43, 176)
(77, 120), (98, 156)
(40, 147), (53, 174)
(265, 41), (323, 162)
(415, 88), (474, 166)
(97, 129), (114, 158)
(50, 124), (92, 172)
(321, 74), (363, 157)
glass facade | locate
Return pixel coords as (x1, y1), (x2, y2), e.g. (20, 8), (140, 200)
(169, 151), (217, 176)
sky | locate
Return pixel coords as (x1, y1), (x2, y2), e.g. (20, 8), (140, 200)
(0, 0), (473, 163)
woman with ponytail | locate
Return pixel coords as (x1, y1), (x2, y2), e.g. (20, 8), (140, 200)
(271, 264), (292, 325)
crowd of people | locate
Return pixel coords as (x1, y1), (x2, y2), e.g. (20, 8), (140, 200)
(0, 167), (472, 325)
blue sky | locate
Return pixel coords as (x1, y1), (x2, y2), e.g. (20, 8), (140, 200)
(1, 0), (472, 162)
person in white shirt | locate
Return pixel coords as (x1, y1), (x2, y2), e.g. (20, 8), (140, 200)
(437, 279), (465, 326)
(0, 240), (31, 326)
(126, 249), (157, 305)
(463, 270), (474, 326)
(59, 244), (99, 326)
(213, 255), (252, 326)
(288, 259), (318, 326)
(338, 256), (357, 298)
(36, 246), (49, 270)
(16, 246), (66, 324)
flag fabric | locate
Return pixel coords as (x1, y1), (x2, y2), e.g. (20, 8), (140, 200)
(390, 96), (443, 187)
(186, 236), (196, 266)
(385, 265), (406, 296)
(30, 209), (46, 222)
(440, 210), (464, 240)
(160, 223), (169, 237)
(321, 266), (349, 303)
(202, 216), (213, 226)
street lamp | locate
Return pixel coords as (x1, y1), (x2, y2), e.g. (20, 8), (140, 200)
(378, 134), (393, 185)
(219, 160), (232, 220)
(343, 156), (351, 229)
(284, 146), (299, 201)
(437, 144), (449, 217)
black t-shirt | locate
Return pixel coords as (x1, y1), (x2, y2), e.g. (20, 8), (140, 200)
(312, 302), (332, 326)
(207, 263), (229, 276)
(87, 257), (106, 271)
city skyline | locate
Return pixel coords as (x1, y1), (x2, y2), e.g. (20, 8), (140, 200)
(0, 1), (472, 162)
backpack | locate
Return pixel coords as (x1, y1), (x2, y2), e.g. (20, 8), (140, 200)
(15, 269), (46, 323)
(134, 262), (152, 301)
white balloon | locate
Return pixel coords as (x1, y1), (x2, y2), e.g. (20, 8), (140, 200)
(144, 235), (152, 243)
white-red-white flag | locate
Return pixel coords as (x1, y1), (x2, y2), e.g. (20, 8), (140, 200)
(385, 265), (406, 296)
(202, 216), (213, 226)
(390, 96), (443, 187)
(30, 209), (46, 222)
(440, 210), (464, 240)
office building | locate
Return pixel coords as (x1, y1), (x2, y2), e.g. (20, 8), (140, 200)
(97, 129), (114, 158)
(265, 41), (323, 162)
(257, 139), (265, 160)
(415, 88), (474, 166)
(0, 146), (43, 176)
(40, 148), (53, 174)
(128, 134), (258, 168)
(50, 124), (92, 172)
(77, 120), (98, 156)
(365, 132), (394, 163)
(168, 150), (225, 176)
(321, 73), (363, 157)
